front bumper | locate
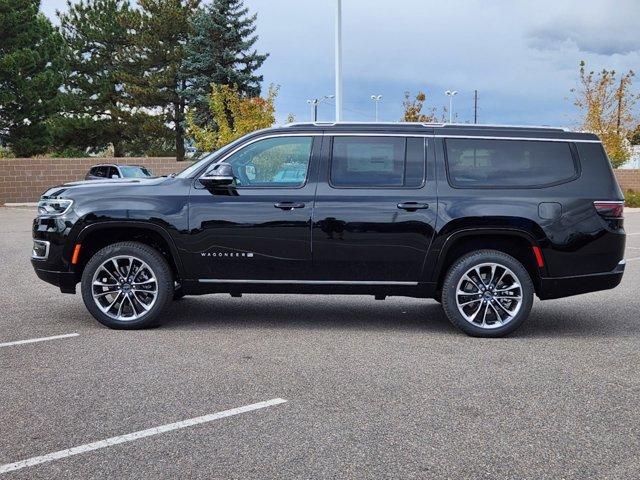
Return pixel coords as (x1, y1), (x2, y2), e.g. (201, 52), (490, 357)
(32, 262), (77, 293)
(538, 259), (625, 300)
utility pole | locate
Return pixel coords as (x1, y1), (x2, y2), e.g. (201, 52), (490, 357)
(335, 0), (343, 121)
(474, 90), (478, 124)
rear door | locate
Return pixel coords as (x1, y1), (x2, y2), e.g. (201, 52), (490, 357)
(311, 133), (437, 282)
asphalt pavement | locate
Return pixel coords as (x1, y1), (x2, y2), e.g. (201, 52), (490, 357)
(1, 207), (639, 479)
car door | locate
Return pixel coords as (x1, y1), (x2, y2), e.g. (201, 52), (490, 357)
(311, 133), (437, 283)
(186, 133), (321, 281)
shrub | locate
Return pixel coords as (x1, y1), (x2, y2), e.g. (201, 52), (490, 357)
(0, 146), (13, 158)
(625, 190), (640, 208)
(50, 147), (89, 158)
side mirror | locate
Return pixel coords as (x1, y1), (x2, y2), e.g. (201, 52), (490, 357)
(111, 174), (120, 179)
(199, 162), (235, 187)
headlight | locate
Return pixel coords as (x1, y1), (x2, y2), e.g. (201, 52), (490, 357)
(37, 198), (73, 217)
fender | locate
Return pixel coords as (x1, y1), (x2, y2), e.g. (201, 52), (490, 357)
(429, 226), (548, 282)
(72, 220), (186, 278)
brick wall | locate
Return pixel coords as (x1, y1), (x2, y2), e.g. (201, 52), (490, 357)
(614, 169), (640, 192)
(0, 157), (192, 203)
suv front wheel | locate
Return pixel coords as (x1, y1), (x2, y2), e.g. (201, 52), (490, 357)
(81, 241), (174, 329)
(441, 250), (534, 337)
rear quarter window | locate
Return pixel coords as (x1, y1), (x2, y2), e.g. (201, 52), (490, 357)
(444, 138), (578, 188)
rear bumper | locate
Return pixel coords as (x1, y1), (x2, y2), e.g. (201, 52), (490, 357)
(538, 260), (625, 300)
(32, 262), (77, 294)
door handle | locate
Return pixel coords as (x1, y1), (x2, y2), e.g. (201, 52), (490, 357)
(397, 202), (429, 211)
(274, 202), (305, 210)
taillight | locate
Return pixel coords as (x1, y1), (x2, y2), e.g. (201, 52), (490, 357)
(594, 201), (624, 218)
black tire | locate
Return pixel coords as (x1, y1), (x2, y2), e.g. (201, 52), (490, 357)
(81, 241), (173, 329)
(441, 249), (534, 338)
(173, 287), (186, 301)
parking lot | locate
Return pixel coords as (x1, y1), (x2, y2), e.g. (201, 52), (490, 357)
(1, 206), (639, 479)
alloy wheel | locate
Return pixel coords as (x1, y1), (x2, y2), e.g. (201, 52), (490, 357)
(455, 262), (523, 329)
(91, 255), (158, 321)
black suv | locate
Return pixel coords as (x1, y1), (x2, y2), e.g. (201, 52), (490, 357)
(31, 123), (626, 337)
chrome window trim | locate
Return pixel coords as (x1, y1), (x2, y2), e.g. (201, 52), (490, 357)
(198, 279), (418, 285)
(433, 135), (600, 143)
(32, 240), (50, 260)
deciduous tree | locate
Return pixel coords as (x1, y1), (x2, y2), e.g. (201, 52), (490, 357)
(572, 61), (638, 168)
(187, 83), (277, 151)
(400, 91), (438, 123)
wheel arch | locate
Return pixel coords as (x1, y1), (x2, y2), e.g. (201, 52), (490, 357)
(433, 228), (545, 295)
(72, 221), (185, 282)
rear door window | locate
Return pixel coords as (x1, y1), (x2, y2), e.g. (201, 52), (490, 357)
(445, 138), (578, 188)
(330, 136), (425, 188)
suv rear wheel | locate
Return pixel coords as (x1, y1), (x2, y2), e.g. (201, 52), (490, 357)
(81, 241), (173, 329)
(441, 249), (534, 337)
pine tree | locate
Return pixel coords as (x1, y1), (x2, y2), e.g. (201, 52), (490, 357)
(55, 0), (136, 156)
(124, 0), (200, 160)
(0, 0), (65, 156)
(183, 0), (268, 127)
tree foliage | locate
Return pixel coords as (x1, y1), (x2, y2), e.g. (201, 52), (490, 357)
(55, 0), (169, 156)
(187, 83), (277, 151)
(0, 0), (64, 156)
(184, 0), (267, 127)
(572, 61), (639, 168)
(400, 91), (438, 123)
(123, 0), (200, 160)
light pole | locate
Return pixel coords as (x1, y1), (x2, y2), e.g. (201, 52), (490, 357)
(370, 95), (383, 122)
(335, 0), (343, 121)
(307, 95), (335, 122)
(445, 90), (458, 123)
(306, 99), (319, 121)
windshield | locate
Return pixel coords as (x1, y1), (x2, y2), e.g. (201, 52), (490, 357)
(174, 135), (255, 178)
(120, 166), (152, 178)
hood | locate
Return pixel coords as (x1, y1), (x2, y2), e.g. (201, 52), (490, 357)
(41, 177), (168, 199)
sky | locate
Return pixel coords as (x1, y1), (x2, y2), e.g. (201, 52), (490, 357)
(41, 0), (640, 127)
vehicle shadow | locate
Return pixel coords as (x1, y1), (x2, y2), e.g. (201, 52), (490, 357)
(157, 295), (631, 339)
(161, 295), (457, 334)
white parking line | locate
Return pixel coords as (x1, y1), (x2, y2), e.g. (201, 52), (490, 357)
(0, 398), (287, 474)
(628, 233), (640, 236)
(627, 257), (640, 262)
(0, 333), (79, 348)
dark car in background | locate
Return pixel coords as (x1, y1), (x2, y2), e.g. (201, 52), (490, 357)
(32, 122), (626, 337)
(85, 164), (153, 180)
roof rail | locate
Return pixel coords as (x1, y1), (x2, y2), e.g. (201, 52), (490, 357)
(284, 121), (568, 131)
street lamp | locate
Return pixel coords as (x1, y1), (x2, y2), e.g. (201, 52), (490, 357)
(335, 0), (343, 121)
(445, 90), (458, 123)
(307, 95), (335, 122)
(370, 95), (383, 122)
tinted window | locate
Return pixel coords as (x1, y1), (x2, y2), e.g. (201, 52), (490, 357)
(445, 138), (577, 188)
(223, 136), (313, 187)
(330, 136), (425, 187)
(120, 166), (152, 178)
(108, 167), (120, 178)
(91, 166), (108, 178)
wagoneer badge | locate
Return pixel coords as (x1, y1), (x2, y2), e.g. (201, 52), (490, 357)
(201, 252), (254, 258)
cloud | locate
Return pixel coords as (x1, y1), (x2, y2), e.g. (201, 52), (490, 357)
(526, 1), (640, 55)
